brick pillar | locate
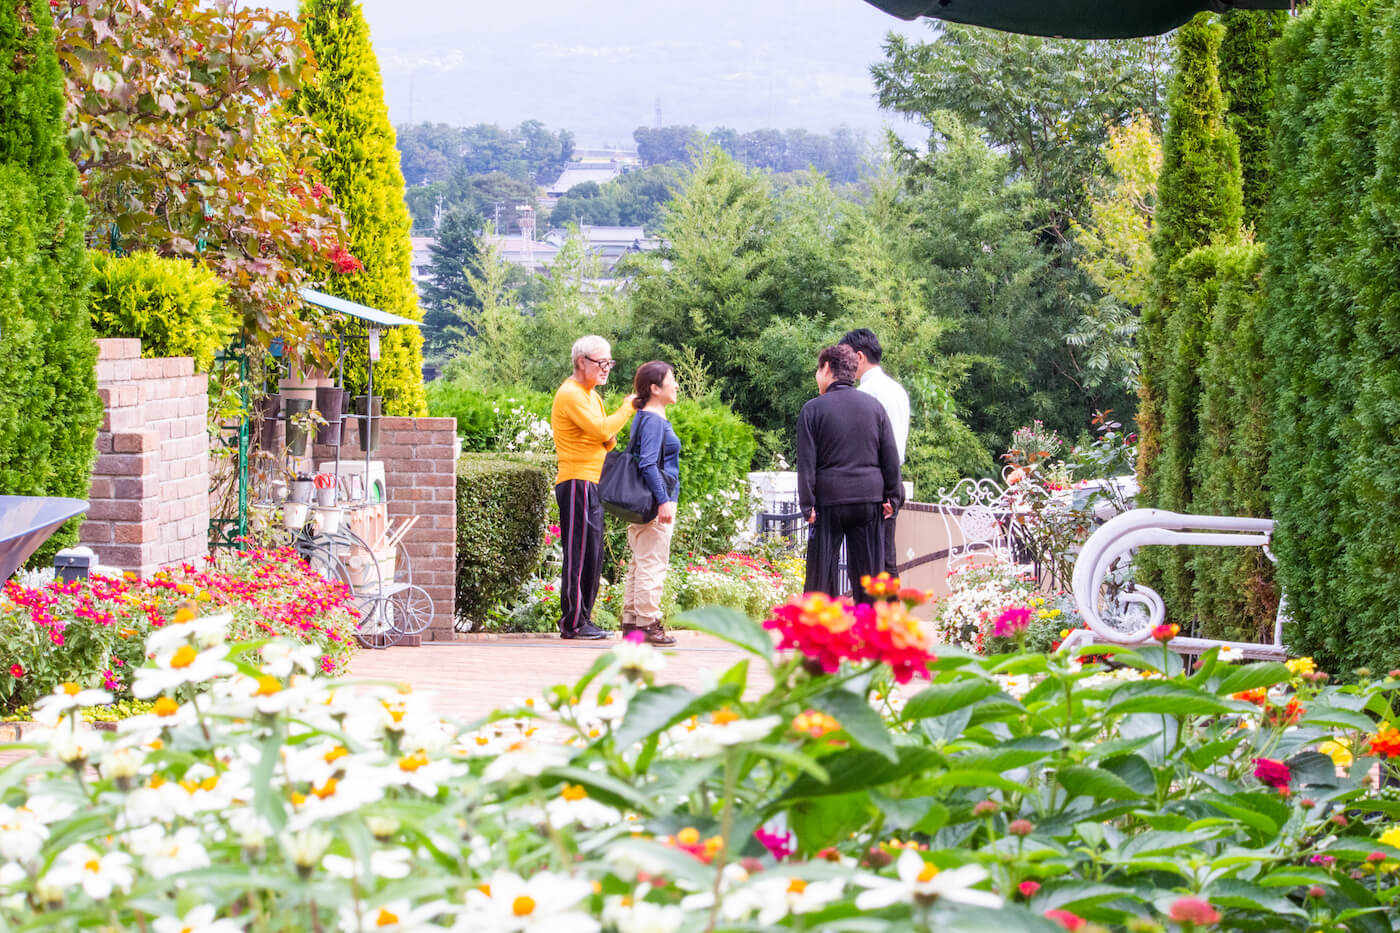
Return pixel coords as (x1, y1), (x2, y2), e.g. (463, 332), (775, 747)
(80, 339), (210, 576)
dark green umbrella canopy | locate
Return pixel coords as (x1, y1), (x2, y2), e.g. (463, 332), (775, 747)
(864, 0), (1293, 39)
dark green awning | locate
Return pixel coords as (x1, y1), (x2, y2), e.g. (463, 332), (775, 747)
(864, 0), (1293, 39)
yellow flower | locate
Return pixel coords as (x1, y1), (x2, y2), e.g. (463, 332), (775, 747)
(1286, 656), (1316, 677)
(1318, 740), (1353, 770)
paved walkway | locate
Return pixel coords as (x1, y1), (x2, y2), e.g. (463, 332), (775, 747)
(349, 631), (773, 720)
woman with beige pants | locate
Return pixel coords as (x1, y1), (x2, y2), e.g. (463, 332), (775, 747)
(622, 361), (681, 646)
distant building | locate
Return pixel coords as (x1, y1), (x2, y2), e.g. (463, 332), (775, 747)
(410, 236), (435, 288)
(409, 223), (661, 283)
(572, 147), (640, 165)
(545, 162), (625, 197)
(543, 225), (660, 271)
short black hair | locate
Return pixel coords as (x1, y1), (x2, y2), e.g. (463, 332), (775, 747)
(839, 328), (882, 365)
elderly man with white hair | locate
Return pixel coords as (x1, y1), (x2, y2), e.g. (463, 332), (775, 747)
(550, 335), (635, 640)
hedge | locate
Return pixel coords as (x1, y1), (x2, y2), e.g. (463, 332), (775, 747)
(0, 0), (102, 563)
(1136, 12), (1242, 618)
(1186, 242), (1276, 642)
(88, 250), (238, 371)
(1265, 0), (1400, 673)
(454, 453), (553, 629)
(426, 382), (553, 452)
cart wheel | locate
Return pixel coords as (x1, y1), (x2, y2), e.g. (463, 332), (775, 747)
(389, 584), (434, 636)
(394, 537), (413, 587)
(297, 534), (353, 590)
(356, 598), (403, 649)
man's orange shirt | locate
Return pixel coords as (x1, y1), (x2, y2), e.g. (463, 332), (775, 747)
(551, 377), (634, 485)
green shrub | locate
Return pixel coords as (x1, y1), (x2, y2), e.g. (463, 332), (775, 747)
(426, 382), (552, 452)
(455, 453), (553, 629)
(1265, 0), (1400, 673)
(88, 250), (238, 370)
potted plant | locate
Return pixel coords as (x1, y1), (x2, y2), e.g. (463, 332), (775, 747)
(353, 395), (382, 452)
(315, 385), (347, 446)
(288, 471), (315, 505)
(254, 393), (282, 451)
(285, 405), (326, 458)
(313, 472), (337, 507)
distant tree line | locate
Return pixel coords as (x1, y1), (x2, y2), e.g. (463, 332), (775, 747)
(397, 120), (574, 187)
(633, 125), (868, 182)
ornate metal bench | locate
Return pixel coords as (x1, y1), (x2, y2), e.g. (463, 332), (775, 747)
(1061, 508), (1287, 661)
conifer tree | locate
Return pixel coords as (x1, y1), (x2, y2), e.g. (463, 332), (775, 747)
(1219, 9), (1285, 232)
(419, 205), (483, 358)
(1136, 13), (1242, 617)
(0, 0), (101, 558)
(295, 0), (426, 415)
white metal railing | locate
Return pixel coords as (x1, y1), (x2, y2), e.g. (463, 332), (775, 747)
(1062, 508), (1287, 661)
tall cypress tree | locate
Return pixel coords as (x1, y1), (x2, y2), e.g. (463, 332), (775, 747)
(1219, 9), (1285, 232)
(1136, 13), (1242, 618)
(0, 0), (101, 558)
(295, 0), (426, 415)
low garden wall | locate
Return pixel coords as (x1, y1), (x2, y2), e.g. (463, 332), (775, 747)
(78, 338), (210, 575)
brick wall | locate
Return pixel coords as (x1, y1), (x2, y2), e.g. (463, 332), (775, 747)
(315, 416), (457, 642)
(80, 339), (210, 575)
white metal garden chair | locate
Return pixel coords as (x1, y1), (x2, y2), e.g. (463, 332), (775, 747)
(933, 477), (1017, 573)
(1060, 508), (1287, 661)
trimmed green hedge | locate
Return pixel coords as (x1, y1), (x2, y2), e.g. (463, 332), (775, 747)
(454, 453), (553, 630)
(1265, 0), (1400, 673)
(426, 382), (552, 452)
(88, 251), (238, 371)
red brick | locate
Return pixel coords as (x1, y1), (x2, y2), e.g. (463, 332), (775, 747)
(114, 523), (156, 544)
(98, 544), (146, 568)
(96, 338), (141, 360)
(88, 498), (156, 522)
(112, 477), (158, 499)
(94, 453), (144, 477)
(79, 522), (113, 545)
(409, 500), (453, 516)
(113, 431), (158, 454)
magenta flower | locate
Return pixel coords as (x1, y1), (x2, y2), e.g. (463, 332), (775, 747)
(993, 606), (1033, 638)
(753, 826), (794, 861)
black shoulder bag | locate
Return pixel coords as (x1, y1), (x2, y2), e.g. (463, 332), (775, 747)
(599, 414), (658, 523)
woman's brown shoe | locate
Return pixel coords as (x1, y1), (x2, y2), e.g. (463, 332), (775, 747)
(643, 622), (676, 646)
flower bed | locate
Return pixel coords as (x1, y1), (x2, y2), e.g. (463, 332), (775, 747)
(5, 586), (1400, 930)
(931, 560), (1079, 654)
(0, 546), (357, 711)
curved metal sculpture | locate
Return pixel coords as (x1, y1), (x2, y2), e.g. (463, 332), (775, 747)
(1062, 508), (1286, 661)
(864, 0), (1294, 41)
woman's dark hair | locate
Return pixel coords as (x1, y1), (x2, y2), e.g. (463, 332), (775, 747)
(817, 344), (859, 383)
(633, 360), (674, 409)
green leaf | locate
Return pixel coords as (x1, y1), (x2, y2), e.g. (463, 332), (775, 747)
(789, 792), (875, 852)
(903, 679), (999, 720)
(809, 688), (897, 762)
(1287, 750), (1342, 788)
(1100, 753), (1157, 795)
(719, 658), (749, 690)
(1206, 879), (1308, 918)
(928, 769), (1031, 795)
(675, 606), (772, 660)
(782, 747), (942, 800)
(1299, 705), (1377, 732)
(612, 684), (737, 749)
(1197, 794), (1281, 836)
(1057, 765), (1145, 800)
(1106, 682), (1235, 717)
(1216, 662), (1292, 696)
(1120, 830), (1213, 857)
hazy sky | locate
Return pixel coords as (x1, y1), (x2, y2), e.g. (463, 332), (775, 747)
(265, 0), (932, 147)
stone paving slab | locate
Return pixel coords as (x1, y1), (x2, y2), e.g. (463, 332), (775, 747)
(349, 631), (774, 720)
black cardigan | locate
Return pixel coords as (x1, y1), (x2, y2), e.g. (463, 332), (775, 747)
(795, 381), (902, 516)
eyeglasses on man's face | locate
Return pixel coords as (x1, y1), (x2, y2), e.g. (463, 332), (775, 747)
(586, 356), (615, 370)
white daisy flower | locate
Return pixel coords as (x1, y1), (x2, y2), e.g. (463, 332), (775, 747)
(854, 849), (1003, 911)
(322, 847), (413, 881)
(337, 899), (455, 932)
(135, 825), (211, 880)
(0, 805), (48, 864)
(46, 844), (135, 900)
(601, 896), (685, 933)
(132, 644), (236, 698)
(481, 738), (570, 784)
(259, 639), (322, 677)
(543, 784), (621, 829)
(1217, 644), (1245, 663)
(458, 870), (598, 933)
(669, 711), (781, 758)
(745, 876), (846, 926)
(145, 613), (230, 654)
(151, 904), (243, 933)
(33, 682), (113, 725)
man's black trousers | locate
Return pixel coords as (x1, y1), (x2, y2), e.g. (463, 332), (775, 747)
(803, 501), (884, 604)
(556, 479), (604, 634)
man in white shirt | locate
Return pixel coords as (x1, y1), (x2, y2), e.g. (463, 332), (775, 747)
(840, 329), (910, 575)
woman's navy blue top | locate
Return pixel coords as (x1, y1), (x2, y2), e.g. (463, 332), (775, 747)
(631, 410), (681, 504)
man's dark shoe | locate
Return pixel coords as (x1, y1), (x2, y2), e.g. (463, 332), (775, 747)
(561, 623), (611, 640)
